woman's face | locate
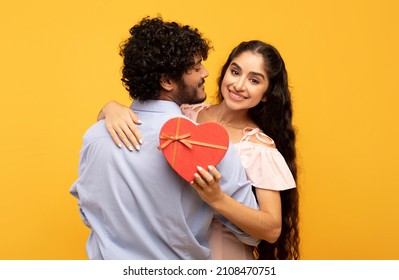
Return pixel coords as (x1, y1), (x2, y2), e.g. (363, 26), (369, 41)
(221, 51), (269, 111)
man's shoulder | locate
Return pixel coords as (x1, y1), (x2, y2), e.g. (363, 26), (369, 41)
(217, 141), (246, 177)
(82, 120), (110, 142)
(223, 141), (240, 160)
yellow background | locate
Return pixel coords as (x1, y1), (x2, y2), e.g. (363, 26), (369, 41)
(1, 0), (398, 259)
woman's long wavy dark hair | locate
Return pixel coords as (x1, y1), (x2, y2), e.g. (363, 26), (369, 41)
(217, 40), (300, 260)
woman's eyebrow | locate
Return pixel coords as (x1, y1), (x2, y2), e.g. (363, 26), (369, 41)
(231, 62), (266, 79)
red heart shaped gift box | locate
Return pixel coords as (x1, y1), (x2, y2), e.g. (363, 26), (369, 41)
(158, 117), (229, 182)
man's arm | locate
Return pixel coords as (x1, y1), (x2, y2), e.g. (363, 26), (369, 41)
(69, 122), (111, 231)
(69, 137), (95, 229)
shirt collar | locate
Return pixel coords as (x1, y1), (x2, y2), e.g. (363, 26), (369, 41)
(130, 100), (182, 115)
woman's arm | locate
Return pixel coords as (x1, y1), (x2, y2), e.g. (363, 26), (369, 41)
(98, 101), (143, 151)
(191, 166), (282, 243)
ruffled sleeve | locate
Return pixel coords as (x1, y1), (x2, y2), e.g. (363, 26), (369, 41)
(180, 103), (211, 121)
(235, 142), (296, 191)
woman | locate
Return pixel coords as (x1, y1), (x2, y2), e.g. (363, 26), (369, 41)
(98, 40), (300, 260)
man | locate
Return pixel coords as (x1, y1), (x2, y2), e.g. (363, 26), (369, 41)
(70, 16), (258, 260)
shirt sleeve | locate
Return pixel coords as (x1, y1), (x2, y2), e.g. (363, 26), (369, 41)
(70, 179), (92, 228)
(69, 140), (93, 229)
(238, 143), (296, 191)
(69, 158), (91, 229)
(215, 142), (260, 247)
(69, 125), (110, 231)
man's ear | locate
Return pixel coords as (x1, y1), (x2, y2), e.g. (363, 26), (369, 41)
(160, 74), (174, 91)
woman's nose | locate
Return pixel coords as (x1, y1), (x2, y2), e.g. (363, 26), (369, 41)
(234, 77), (246, 91)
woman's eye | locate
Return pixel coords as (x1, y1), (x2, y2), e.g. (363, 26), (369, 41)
(231, 69), (239, 75)
(251, 78), (259, 84)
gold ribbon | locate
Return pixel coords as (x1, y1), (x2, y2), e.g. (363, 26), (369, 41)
(158, 133), (193, 150)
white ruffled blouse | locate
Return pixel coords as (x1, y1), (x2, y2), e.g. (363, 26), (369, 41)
(180, 103), (296, 191)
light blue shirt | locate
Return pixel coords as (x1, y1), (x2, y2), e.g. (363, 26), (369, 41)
(70, 100), (259, 259)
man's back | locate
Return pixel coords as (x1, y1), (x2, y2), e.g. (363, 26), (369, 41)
(71, 101), (215, 259)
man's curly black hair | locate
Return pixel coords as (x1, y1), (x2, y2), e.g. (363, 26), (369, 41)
(120, 16), (211, 101)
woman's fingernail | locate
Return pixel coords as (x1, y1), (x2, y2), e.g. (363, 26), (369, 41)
(117, 143), (122, 148)
(208, 165), (214, 170)
(139, 139), (143, 144)
(197, 166), (203, 171)
(128, 145), (133, 151)
(137, 119), (142, 124)
(135, 145), (140, 151)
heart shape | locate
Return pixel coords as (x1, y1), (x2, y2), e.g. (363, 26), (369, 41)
(158, 117), (229, 182)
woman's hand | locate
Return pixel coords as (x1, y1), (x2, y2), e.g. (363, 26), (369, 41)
(190, 165), (226, 206)
(98, 101), (143, 151)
